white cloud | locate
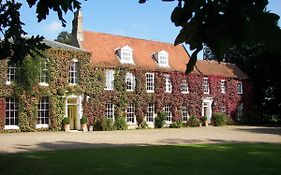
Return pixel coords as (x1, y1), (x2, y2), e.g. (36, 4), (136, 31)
(44, 21), (63, 32)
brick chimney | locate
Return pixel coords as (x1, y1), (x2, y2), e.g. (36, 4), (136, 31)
(71, 10), (83, 48)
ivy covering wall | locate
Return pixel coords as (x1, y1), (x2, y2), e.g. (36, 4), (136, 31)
(0, 48), (252, 132)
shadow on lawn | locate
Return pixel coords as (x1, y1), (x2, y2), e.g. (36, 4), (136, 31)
(234, 126), (281, 136)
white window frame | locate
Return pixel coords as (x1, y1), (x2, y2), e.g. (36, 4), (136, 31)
(69, 59), (78, 85)
(4, 97), (19, 130)
(125, 72), (136, 91)
(146, 73), (155, 93)
(6, 64), (17, 85)
(164, 74), (172, 93)
(220, 79), (226, 94)
(156, 50), (169, 67)
(39, 59), (49, 86)
(119, 46), (134, 64)
(126, 103), (135, 124)
(237, 81), (243, 94)
(182, 104), (189, 122)
(164, 104), (172, 123)
(146, 103), (155, 123)
(105, 69), (114, 90)
(181, 79), (189, 94)
(37, 97), (50, 128)
(203, 77), (210, 94)
(105, 103), (115, 121)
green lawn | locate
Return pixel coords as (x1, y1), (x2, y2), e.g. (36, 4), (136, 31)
(0, 143), (280, 175)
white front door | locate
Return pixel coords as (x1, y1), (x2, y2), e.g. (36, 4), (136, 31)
(202, 98), (213, 123)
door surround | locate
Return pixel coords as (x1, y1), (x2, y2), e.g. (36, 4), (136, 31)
(202, 97), (213, 123)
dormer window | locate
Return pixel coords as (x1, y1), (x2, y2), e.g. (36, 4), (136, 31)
(118, 46), (134, 64)
(155, 50), (169, 67)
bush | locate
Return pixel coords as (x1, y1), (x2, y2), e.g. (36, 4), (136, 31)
(138, 120), (148, 129)
(93, 117), (116, 131)
(80, 116), (88, 124)
(187, 115), (200, 127)
(114, 117), (128, 130)
(154, 112), (166, 128)
(170, 121), (183, 128)
(62, 117), (70, 125)
(212, 113), (227, 126)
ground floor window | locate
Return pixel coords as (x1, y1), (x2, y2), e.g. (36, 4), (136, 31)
(164, 104), (172, 122)
(181, 104), (189, 122)
(106, 103), (114, 120)
(5, 97), (18, 126)
(38, 97), (50, 125)
(146, 103), (155, 123)
(126, 103), (135, 123)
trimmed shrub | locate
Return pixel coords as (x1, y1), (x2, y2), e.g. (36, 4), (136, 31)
(187, 115), (200, 127)
(114, 117), (128, 130)
(93, 118), (103, 131)
(62, 117), (70, 125)
(212, 113), (227, 126)
(80, 116), (88, 124)
(103, 118), (115, 131)
(170, 121), (183, 128)
(154, 112), (166, 128)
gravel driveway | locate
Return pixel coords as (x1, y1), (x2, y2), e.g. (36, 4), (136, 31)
(0, 126), (280, 153)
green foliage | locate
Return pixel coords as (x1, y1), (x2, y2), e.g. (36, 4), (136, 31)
(62, 117), (70, 125)
(212, 113), (227, 126)
(55, 31), (72, 45)
(16, 56), (41, 91)
(138, 120), (148, 129)
(187, 115), (200, 127)
(170, 120), (183, 128)
(93, 118), (116, 131)
(154, 112), (166, 128)
(200, 116), (207, 123)
(80, 115), (88, 124)
(114, 117), (128, 130)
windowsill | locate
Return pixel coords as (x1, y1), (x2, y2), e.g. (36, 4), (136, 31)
(165, 120), (172, 124)
(104, 88), (114, 91)
(5, 81), (12, 85)
(146, 90), (154, 93)
(69, 83), (77, 86)
(165, 91), (172, 93)
(39, 82), (49, 87)
(181, 91), (189, 94)
(237, 93), (243, 95)
(126, 90), (135, 92)
(204, 93), (210, 95)
(36, 124), (49, 129)
(221, 92), (226, 94)
(4, 125), (19, 130)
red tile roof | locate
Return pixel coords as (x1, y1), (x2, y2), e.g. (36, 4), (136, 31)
(81, 31), (248, 79)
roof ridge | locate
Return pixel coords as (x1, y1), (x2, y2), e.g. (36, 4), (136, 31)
(83, 30), (177, 46)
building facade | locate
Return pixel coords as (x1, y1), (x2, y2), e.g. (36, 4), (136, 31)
(0, 11), (252, 132)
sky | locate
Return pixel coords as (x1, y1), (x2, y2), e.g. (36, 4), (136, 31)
(18, 0), (281, 56)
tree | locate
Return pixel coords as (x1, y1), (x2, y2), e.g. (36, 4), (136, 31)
(0, 0), (84, 63)
(140, 0), (281, 73)
(55, 31), (72, 45)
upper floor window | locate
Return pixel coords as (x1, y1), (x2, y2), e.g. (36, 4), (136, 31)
(37, 97), (50, 126)
(237, 81), (243, 94)
(105, 69), (114, 90)
(221, 106), (226, 113)
(118, 46), (134, 64)
(181, 104), (189, 122)
(181, 79), (189, 94)
(39, 59), (49, 86)
(126, 103), (135, 124)
(105, 103), (115, 120)
(220, 79), (226, 94)
(69, 59), (78, 85)
(164, 104), (172, 122)
(164, 74), (172, 93)
(6, 63), (16, 85)
(203, 77), (210, 94)
(5, 97), (19, 128)
(125, 72), (136, 91)
(155, 50), (169, 67)
(146, 73), (154, 93)
(146, 103), (155, 123)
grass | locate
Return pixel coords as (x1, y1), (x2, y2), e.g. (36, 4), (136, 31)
(0, 143), (280, 175)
